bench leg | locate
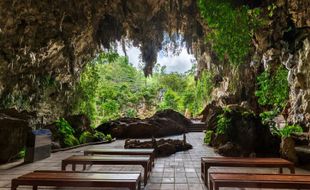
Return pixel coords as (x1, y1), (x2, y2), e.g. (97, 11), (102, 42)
(289, 166), (295, 174)
(82, 164), (86, 170)
(151, 153), (155, 167)
(61, 162), (66, 170)
(138, 178), (141, 190)
(213, 183), (219, 190)
(129, 183), (136, 190)
(143, 163), (148, 186)
(201, 160), (204, 179)
(205, 164), (210, 186)
(11, 180), (18, 190)
(72, 164), (76, 171)
(33, 186), (37, 190)
(279, 167), (283, 173)
(209, 179), (213, 190)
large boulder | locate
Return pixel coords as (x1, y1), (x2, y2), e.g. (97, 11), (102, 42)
(96, 109), (190, 138)
(205, 104), (280, 157)
(124, 138), (192, 157)
(65, 114), (92, 137)
(0, 109), (33, 163)
(43, 114), (93, 148)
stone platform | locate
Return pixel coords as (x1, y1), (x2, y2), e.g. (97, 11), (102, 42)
(1, 132), (310, 190)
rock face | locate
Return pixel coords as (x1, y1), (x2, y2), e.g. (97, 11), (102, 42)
(124, 138), (193, 157)
(96, 109), (190, 138)
(203, 104), (280, 157)
(280, 137), (298, 163)
(0, 109), (32, 163)
(0, 1), (205, 122)
(65, 114), (92, 137)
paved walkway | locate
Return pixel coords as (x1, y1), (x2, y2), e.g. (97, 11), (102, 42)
(0, 132), (309, 190)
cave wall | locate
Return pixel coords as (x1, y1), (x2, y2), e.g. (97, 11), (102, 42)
(201, 0), (310, 128)
(0, 0), (205, 123)
(0, 0), (309, 127)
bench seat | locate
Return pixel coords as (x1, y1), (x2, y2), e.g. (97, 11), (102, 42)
(62, 155), (151, 185)
(84, 148), (155, 167)
(209, 173), (310, 190)
(11, 170), (141, 190)
(201, 157), (295, 185)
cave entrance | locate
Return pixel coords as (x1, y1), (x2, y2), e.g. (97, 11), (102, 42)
(73, 33), (214, 127)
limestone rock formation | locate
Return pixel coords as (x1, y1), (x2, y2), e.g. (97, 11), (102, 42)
(203, 104), (280, 157)
(124, 138), (193, 157)
(0, 109), (33, 163)
(96, 109), (191, 138)
(0, 0), (205, 122)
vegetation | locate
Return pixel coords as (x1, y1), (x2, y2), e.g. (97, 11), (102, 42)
(55, 118), (79, 147)
(72, 52), (214, 126)
(204, 130), (213, 144)
(216, 108), (232, 135)
(79, 131), (112, 144)
(198, 0), (263, 65)
(255, 65), (289, 110)
(272, 124), (303, 138)
(255, 65), (289, 127)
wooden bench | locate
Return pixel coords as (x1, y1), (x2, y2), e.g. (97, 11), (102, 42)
(84, 148), (155, 167)
(201, 157), (295, 185)
(11, 170), (141, 190)
(62, 155), (151, 186)
(209, 173), (310, 190)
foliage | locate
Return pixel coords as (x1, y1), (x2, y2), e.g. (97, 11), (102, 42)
(259, 110), (278, 125)
(198, 0), (263, 65)
(17, 148), (25, 159)
(158, 89), (180, 110)
(216, 113), (231, 135)
(55, 118), (79, 147)
(63, 135), (80, 147)
(94, 131), (112, 142)
(267, 3), (277, 17)
(273, 124), (303, 138)
(79, 131), (96, 144)
(204, 130), (213, 144)
(73, 52), (214, 124)
(255, 65), (289, 110)
(79, 131), (112, 144)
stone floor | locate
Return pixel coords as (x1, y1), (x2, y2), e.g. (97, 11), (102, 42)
(0, 132), (310, 190)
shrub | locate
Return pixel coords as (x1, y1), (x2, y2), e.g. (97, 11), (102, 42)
(204, 130), (213, 144)
(259, 110), (278, 125)
(79, 131), (96, 144)
(55, 118), (80, 147)
(63, 134), (80, 147)
(216, 113), (231, 135)
(278, 124), (303, 138)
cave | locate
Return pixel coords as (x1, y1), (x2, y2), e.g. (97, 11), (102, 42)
(0, 0), (310, 184)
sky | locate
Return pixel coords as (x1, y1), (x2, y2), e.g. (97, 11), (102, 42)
(116, 41), (196, 74)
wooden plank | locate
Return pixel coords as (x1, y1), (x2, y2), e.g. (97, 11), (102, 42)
(61, 155), (151, 186)
(201, 157), (295, 187)
(84, 148), (154, 154)
(84, 148), (155, 167)
(65, 155), (150, 161)
(209, 173), (310, 190)
(11, 171), (141, 190)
